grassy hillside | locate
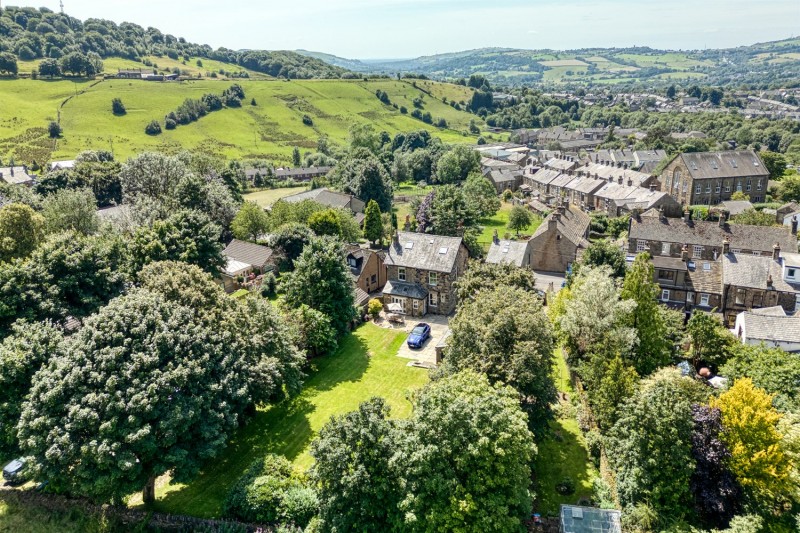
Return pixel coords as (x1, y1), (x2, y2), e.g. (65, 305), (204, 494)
(0, 78), (482, 165)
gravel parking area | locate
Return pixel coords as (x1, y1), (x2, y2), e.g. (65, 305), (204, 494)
(395, 315), (451, 366)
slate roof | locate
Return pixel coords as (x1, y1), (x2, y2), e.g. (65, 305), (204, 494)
(550, 173), (576, 189)
(480, 157), (518, 170)
(544, 158), (578, 172)
(0, 166), (34, 185)
(383, 279), (428, 300)
(530, 168), (563, 187)
(653, 256), (688, 271)
(719, 200), (754, 216)
(566, 174), (606, 195)
(486, 240), (530, 267)
(281, 187), (365, 213)
(223, 239), (273, 268)
(677, 150), (769, 180)
(528, 199), (551, 213)
(581, 163), (653, 187)
(532, 205), (590, 248)
(354, 287), (370, 307)
(722, 253), (800, 293)
(687, 259), (723, 294)
(739, 310), (800, 346)
(629, 216), (797, 254)
(488, 169), (520, 184)
(386, 231), (464, 273)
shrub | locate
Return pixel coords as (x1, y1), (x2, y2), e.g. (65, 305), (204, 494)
(302, 115), (313, 126)
(224, 455), (317, 528)
(502, 189), (514, 202)
(477, 136), (487, 145)
(164, 118), (177, 130)
(555, 477), (576, 495)
(251, 98), (257, 106)
(111, 98), (126, 116)
(261, 272), (277, 298)
(367, 298), (383, 319)
(144, 120), (162, 135)
(48, 121), (62, 138)
(399, 106), (408, 114)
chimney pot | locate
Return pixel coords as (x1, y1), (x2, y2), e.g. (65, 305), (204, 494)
(792, 215), (798, 235)
(722, 238), (730, 255)
(684, 210), (691, 223)
(767, 274), (773, 288)
(618, 176), (623, 184)
(773, 242), (781, 261)
(681, 245), (689, 262)
(719, 211), (728, 227)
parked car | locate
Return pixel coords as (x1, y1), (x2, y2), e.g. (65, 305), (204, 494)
(407, 323), (431, 349)
(2, 458), (28, 484)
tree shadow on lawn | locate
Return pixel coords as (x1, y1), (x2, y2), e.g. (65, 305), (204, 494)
(152, 332), (372, 517)
(532, 416), (597, 517)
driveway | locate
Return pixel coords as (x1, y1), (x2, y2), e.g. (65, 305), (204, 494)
(532, 270), (566, 295)
(395, 315), (451, 366)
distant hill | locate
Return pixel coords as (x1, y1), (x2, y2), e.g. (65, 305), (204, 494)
(0, 6), (351, 79)
(294, 50), (371, 73)
(309, 39), (800, 87)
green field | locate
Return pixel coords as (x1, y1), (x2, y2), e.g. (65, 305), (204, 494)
(477, 202), (543, 251)
(0, 77), (482, 165)
(243, 186), (308, 207)
(132, 323), (429, 518)
(533, 349), (598, 516)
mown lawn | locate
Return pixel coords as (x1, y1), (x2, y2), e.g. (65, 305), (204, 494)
(138, 323), (429, 518)
(532, 349), (598, 517)
(0, 493), (131, 533)
(243, 186), (307, 207)
(477, 202), (542, 251)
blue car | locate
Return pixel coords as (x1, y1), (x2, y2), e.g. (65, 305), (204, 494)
(407, 323), (431, 349)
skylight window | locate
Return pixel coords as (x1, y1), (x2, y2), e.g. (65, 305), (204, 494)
(438, 247), (448, 254)
(502, 246), (510, 254)
(404, 242), (414, 249)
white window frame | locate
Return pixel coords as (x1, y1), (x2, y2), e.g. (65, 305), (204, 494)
(795, 294), (800, 313)
(752, 251), (761, 256)
(636, 239), (648, 253)
(705, 184), (711, 193)
(715, 184), (721, 193)
(398, 267), (406, 281)
(695, 184), (702, 194)
(756, 179), (762, 191)
(731, 248), (742, 254)
(788, 268), (797, 279)
(700, 293), (710, 306)
(429, 272), (438, 286)
(412, 299), (419, 311)
(661, 242), (671, 256)
(692, 245), (704, 258)
(428, 292), (438, 307)
(724, 184), (731, 193)
(661, 289), (670, 301)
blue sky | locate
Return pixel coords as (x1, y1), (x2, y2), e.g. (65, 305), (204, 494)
(22, 0), (800, 58)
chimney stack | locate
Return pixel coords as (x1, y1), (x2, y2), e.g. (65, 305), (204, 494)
(392, 230), (400, 249)
(681, 245), (689, 262)
(618, 176), (623, 184)
(627, 178), (633, 186)
(493, 229), (499, 245)
(718, 210), (728, 228)
(773, 242), (781, 261)
(659, 205), (666, 222)
(722, 238), (730, 255)
(767, 274), (773, 288)
(792, 215), (798, 235)
(684, 209), (691, 223)
(403, 214), (411, 231)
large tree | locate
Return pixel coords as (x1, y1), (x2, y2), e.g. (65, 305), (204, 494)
(721, 344), (800, 413)
(41, 187), (99, 235)
(281, 236), (355, 334)
(329, 148), (393, 211)
(455, 260), (536, 304)
(607, 369), (708, 519)
(710, 378), (796, 508)
(120, 152), (190, 204)
(128, 210), (224, 276)
(18, 276), (302, 504)
(434, 145), (480, 184)
(442, 285), (556, 438)
(689, 404), (742, 528)
(397, 371), (535, 532)
(621, 253), (671, 375)
(269, 222), (315, 271)
(0, 321), (63, 455)
(462, 172), (500, 219)
(311, 398), (401, 532)
(362, 200), (383, 246)
(231, 201), (269, 242)
(0, 203), (45, 262)
(507, 205), (532, 236)
(686, 311), (736, 368)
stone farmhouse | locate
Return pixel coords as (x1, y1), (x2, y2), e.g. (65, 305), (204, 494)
(382, 231), (469, 317)
(279, 187), (366, 224)
(659, 150), (769, 205)
(734, 306), (800, 353)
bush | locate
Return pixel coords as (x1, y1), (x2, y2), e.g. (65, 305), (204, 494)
(367, 298), (383, 319)
(164, 118), (177, 130)
(145, 120), (162, 135)
(302, 115), (313, 126)
(111, 98), (126, 116)
(224, 455), (317, 528)
(261, 272), (277, 298)
(555, 476), (576, 495)
(399, 106), (408, 114)
(477, 136), (486, 145)
(48, 121), (62, 138)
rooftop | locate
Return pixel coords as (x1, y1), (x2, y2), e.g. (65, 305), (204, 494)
(223, 239), (273, 268)
(560, 505), (621, 533)
(280, 187), (365, 213)
(677, 150), (769, 180)
(722, 253), (800, 293)
(486, 239), (530, 267)
(385, 231), (464, 273)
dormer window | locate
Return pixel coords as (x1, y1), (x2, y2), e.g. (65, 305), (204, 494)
(788, 268), (797, 279)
